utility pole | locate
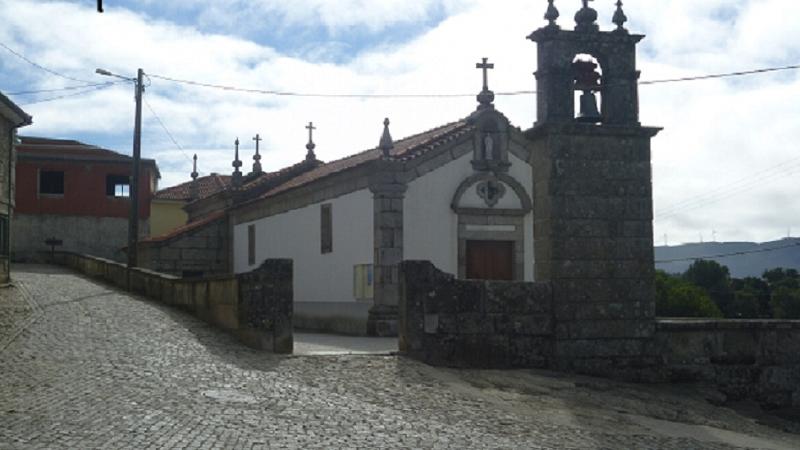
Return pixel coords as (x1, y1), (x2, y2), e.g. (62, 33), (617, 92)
(96, 67), (144, 268)
(129, 68), (143, 268)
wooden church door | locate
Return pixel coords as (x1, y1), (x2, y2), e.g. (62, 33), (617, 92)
(465, 240), (513, 281)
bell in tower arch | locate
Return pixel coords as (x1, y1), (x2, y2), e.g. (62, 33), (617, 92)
(573, 58), (603, 124)
(577, 90), (601, 123)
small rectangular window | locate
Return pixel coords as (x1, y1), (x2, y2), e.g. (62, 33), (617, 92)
(106, 174), (130, 197)
(248, 224), (256, 266)
(39, 171), (64, 195)
(0, 216), (8, 256)
(321, 204), (332, 254)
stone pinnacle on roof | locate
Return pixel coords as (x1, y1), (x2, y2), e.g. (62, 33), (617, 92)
(545, 0), (560, 28)
(190, 154), (199, 200)
(379, 118), (394, 158)
(612, 0), (628, 33)
(232, 137), (243, 187)
(252, 133), (263, 174)
(575, 0), (599, 33)
(476, 57), (495, 110)
(191, 154), (199, 181)
(305, 121), (317, 161)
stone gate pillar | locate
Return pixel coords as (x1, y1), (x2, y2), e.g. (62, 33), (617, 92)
(367, 159), (406, 336)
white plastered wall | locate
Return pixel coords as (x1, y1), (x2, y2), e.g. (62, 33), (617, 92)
(233, 189), (374, 303)
(404, 150), (535, 281)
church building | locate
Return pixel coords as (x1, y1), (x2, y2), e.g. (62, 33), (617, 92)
(141, 0), (656, 341)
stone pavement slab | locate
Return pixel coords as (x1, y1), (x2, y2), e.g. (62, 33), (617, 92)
(1, 264), (799, 449)
(293, 332), (397, 355)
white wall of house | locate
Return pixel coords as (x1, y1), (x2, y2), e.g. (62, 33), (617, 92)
(404, 150), (535, 281)
(233, 188), (374, 304)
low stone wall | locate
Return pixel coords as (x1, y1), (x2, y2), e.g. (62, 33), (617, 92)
(138, 215), (229, 278)
(52, 252), (292, 354)
(656, 320), (800, 409)
(400, 261), (553, 368)
(237, 259), (293, 353)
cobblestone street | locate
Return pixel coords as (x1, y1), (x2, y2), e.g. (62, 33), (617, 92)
(2, 265), (799, 449)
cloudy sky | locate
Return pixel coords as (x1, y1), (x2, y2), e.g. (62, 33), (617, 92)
(1, 0), (799, 245)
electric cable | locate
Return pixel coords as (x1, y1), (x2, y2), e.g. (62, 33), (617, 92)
(0, 41), (93, 84)
(655, 241), (800, 263)
(143, 97), (192, 163)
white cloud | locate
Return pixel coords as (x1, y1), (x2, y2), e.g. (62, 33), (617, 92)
(2, 0), (799, 244)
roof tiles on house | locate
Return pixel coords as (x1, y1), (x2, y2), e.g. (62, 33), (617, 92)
(154, 173), (232, 201)
(140, 210), (226, 243)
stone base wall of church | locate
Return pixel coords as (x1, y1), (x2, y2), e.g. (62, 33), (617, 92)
(656, 319), (800, 410)
(138, 217), (229, 278)
(51, 252), (292, 354)
(399, 261), (553, 369)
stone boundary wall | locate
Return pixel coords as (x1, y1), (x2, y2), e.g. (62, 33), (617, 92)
(138, 215), (229, 278)
(656, 320), (800, 409)
(51, 252), (292, 354)
(399, 260), (553, 368)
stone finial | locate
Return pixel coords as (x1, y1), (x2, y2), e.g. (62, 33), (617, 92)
(379, 118), (394, 158)
(189, 154), (199, 200)
(575, 0), (599, 33)
(305, 121), (317, 161)
(612, 0), (628, 32)
(232, 137), (243, 187)
(191, 154), (199, 181)
(545, 0), (560, 28)
(252, 134), (263, 174)
(476, 57), (496, 110)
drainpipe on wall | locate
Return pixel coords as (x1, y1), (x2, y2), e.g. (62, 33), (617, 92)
(6, 127), (13, 282)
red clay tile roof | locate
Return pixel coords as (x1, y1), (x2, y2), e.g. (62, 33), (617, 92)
(259, 119), (474, 200)
(155, 173), (232, 201)
(17, 136), (159, 175)
(141, 210), (226, 243)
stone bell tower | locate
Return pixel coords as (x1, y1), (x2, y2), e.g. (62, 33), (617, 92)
(526, 0), (662, 378)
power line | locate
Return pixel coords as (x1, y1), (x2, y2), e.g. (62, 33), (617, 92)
(0, 41), (93, 84)
(639, 64), (800, 85)
(657, 155), (800, 216)
(18, 83), (118, 106)
(655, 241), (800, 263)
(656, 160), (800, 219)
(147, 63), (800, 99)
(143, 98), (192, 163)
(147, 73), (522, 98)
(7, 81), (124, 95)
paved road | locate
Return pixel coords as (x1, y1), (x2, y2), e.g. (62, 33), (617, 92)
(294, 332), (397, 355)
(2, 264), (799, 449)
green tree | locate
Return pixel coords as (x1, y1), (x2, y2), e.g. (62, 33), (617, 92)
(731, 276), (772, 318)
(683, 260), (735, 317)
(771, 286), (800, 319)
(656, 270), (723, 318)
(763, 268), (799, 290)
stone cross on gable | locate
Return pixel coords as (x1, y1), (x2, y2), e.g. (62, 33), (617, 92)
(306, 122), (316, 143)
(305, 122), (317, 160)
(476, 57), (494, 92)
(252, 134), (263, 174)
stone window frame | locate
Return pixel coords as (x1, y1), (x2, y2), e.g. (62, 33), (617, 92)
(247, 224), (256, 266)
(320, 203), (332, 254)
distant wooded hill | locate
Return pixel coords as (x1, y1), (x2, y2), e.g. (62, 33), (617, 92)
(655, 238), (800, 278)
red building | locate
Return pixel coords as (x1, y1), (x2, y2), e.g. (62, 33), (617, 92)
(13, 136), (159, 262)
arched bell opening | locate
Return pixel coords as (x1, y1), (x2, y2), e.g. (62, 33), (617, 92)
(572, 53), (603, 124)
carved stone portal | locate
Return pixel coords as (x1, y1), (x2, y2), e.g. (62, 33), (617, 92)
(476, 179), (506, 207)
